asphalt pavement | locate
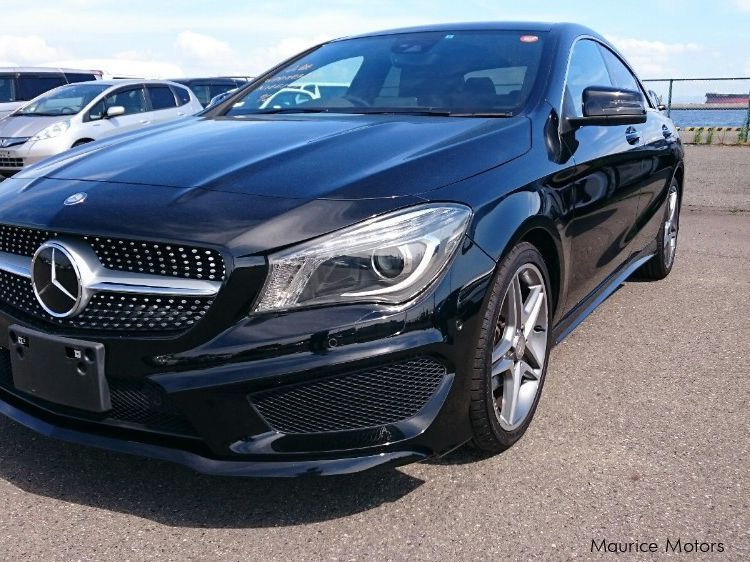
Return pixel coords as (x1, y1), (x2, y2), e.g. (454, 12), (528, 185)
(0, 145), (748, 561)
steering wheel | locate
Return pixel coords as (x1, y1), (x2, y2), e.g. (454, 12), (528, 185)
(59, 107), (77, 115)
(342, 94), (370, 107)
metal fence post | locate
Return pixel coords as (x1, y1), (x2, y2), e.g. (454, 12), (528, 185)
(741, 85), (750, 143)
(666, 79), (673, 118)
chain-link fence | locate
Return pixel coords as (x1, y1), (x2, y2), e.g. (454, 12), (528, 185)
(643, 77), (750, 142)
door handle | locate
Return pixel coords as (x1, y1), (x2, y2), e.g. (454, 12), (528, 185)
(139, 120), (151, 125)
(177, 112), (185, 116)
(625, 126), (641, 145)
(662, 125), (672, 139)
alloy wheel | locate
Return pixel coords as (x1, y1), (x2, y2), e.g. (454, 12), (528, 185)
(663, 187), (679, 268)
(491, 263), (549, 431)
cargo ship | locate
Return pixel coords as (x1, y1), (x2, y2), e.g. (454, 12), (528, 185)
(705, 93), (749, 105)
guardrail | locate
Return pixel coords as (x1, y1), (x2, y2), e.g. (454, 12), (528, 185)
(642, 77), (750, 142)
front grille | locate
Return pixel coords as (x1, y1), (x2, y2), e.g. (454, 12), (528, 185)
(0, 268), (214, 333)
(0, 224), (226, 334)
(0, 347), (197, 437)
(0, 137), (29, 148)
(0, 225), (226, 281)
(0, 224), (54, 257)
(0, 157), (23, 168)
(84, 236), (226, 281)
(250, 357), (448, 434)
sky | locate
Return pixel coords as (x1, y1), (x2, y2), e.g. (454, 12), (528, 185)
(0, 0), (748, 81)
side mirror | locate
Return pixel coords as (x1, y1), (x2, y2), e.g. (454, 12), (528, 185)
(106, 106), (125, 118)
(566, 86), (647, 129)
(648, 89), (667, 111)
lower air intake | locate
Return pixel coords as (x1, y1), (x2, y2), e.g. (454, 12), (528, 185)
(249, 357), (448, 434)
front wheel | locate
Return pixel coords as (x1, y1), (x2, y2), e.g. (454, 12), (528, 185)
(469, 242), (552, 452)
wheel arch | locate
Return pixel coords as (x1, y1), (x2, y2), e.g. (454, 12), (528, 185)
(472, 201), (566, 321)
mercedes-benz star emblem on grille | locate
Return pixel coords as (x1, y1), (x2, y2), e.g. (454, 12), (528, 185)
(31, 241), (87, 318)
(64, 192), (87, 206)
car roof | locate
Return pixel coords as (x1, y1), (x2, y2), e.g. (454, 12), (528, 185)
(171, 77), (241, 84)
(335, 21), (598, 41)
(68, 79), (190, 88)
(0, 67), (101, 74)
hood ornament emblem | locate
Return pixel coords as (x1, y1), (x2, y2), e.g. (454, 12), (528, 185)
(64, 192), (87, 206)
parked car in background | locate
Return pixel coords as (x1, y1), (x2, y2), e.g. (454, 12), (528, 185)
(206, 88), (238, 109)
(172, 77), (249, 107)
(0, 67), (102, 119)
(0, 79), (201, 176)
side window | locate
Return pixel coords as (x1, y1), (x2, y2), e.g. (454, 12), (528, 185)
(174, 86), (191, 106)
(106, 87), (148, 115)
(599, 46), (646, 101)
(564, 40), (612, 117)
(16, 74), (66, 101)
(88, 98), (107, 120)
(64, 73), (97, 84)
(147, 86), (177, 110)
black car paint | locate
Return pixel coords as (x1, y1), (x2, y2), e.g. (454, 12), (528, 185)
(0, 22), (683, 476)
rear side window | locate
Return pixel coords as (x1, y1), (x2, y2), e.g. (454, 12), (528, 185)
(563, 40), (612, 117)
(174, 86), (191, 106)
(147, 86), (177, 110)
(64, 73), (98, 84)
(16, 74), (66, 101)
(107, 87), (148, 115)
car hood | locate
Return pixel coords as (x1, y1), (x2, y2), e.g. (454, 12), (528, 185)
(0, 114), (66, 137)
(0, 175), (427, 255)
(18, 114), (531, 200)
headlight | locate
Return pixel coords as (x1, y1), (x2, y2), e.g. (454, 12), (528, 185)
(253, 203), (472, 313)
(31, 120), (70, 141)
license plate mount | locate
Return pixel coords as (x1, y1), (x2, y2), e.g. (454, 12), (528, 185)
(8, 325), (111, 412)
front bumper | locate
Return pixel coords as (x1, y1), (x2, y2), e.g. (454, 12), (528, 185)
(0, 238), (497, 476)
(0, 138), (66, 174)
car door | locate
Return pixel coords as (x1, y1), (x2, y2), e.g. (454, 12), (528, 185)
(84, 85), (150, 139)
(560, 39), (649, 312)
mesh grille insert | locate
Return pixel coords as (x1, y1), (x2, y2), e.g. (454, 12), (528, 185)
(250, 357), (448, 434)
(84, 236), (226, 281)
(0, 269), (213, 333)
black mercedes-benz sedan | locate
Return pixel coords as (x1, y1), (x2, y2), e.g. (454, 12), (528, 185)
(0, 22), (683, 476)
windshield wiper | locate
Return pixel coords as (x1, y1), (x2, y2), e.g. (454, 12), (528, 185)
(354, 108), (514, 118)
(246, 108), (335, 115)
(15, 112), (60, 117)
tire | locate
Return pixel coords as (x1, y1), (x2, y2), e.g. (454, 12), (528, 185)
(638, 179), (680, 280)
(469, 242), (552, 453)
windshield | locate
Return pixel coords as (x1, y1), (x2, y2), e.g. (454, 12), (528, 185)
(16, 83), (109, 116)
(225, 30), (546, 117)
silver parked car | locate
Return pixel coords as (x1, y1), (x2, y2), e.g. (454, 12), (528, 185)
(0, 67), (103, 120)
(0, 79), (202, 176)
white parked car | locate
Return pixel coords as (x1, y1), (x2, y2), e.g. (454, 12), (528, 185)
(0, 67), (103, 119)
(0, 79), (202, 176)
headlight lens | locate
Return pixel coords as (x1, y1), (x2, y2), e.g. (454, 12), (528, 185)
(253, 203), (472, 313)
(31, 120), (70, 141)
